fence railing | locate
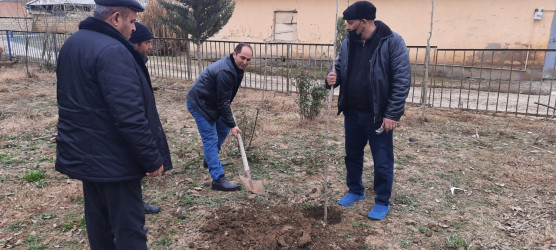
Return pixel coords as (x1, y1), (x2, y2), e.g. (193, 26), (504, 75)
(1, 30), (555, 117)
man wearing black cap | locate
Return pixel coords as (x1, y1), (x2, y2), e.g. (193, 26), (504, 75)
(130, 22), (154, 60)
(129, 22), (162, 215)
(326, 1), (410, 220)
(56, 0), (172, 248)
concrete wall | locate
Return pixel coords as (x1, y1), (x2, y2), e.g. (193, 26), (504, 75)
(32, 15), (81, 33)
(0, 15), (81, 33)
(0, 17), (32, 31)
(212, 0), (555, 49)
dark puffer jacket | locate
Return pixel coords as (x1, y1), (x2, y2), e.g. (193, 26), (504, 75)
(55, 17), (173, 182)
(186, 54), (244, 128)
(327, 21), (411, 122)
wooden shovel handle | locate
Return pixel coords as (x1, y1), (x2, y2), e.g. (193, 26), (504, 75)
(237, 134), (251, 179)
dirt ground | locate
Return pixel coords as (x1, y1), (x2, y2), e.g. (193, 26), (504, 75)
(0, 64), (555, 249)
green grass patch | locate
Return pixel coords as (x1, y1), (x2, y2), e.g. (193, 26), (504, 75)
(396, 154), (416, 165)
(393, 194), (419, 208)
(35, 212), (55, 221)
(446, 234), (469, 248)
(151, 236), (172, 247)
(399, 238), (413, 248)
(301, 203), (316, 209)
(24, 171), (47, 182)
(27, 243), (47, 250)
(24, 234), (42, 244)
(8, 221), (24, 231)
(0, 153), (26, 166)
(178, 194), (195, 207)
(60, 214), (86, 232)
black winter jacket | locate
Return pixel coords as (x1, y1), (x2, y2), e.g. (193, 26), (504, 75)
(186, 54), (244, 127)
(327, 21), (411, 122)
(55, 17), (172, 182)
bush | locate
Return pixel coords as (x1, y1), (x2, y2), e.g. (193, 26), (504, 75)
(234, 108), (257, 144)
(295, 72), (327, 121)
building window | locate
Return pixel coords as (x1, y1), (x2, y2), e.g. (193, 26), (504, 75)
(274, 10), (297, 41)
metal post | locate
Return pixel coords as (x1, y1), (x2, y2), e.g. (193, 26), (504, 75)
(6, 31), (13, 61)
(53, 33), (58, 65)
(286, 44), (290, 94)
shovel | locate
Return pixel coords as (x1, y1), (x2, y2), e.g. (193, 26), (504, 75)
(237, 134), (265, 194)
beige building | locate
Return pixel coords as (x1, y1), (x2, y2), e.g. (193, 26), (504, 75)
(213, 0), (556, 49)
(0, 2), (30, 31)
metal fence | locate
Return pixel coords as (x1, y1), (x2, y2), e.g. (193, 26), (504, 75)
(1, 30), (555, 117)
(425, 49), (556, 117)
(0, 30), (71, 67)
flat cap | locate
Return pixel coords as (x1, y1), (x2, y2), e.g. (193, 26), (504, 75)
(130, 22), (154, 44)
(343, 1), (376, 20)
(94, 0), (145, 12)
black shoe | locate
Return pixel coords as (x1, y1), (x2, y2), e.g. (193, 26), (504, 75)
(203, 159), (232, 168)
(143, 203), (161, 214)
(211, 175), (241, 191)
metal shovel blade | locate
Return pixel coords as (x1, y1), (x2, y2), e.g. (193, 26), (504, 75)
(237, 134), (265, 194)
(239, 174), (265, 194)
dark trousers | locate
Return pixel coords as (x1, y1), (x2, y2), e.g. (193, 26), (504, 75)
(343, 110), (394, 205)
(82, 179), (147, 250)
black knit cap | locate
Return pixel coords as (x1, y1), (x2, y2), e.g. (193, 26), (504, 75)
(343, 1), (376, 20)
(130, 22), (154, 44)
(94, 0), (145, 12)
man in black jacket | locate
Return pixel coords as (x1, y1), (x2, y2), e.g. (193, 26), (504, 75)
(130, 21), (161, 215)
(326, 1), (410, 220)
(56, 0), (172, 248)
(187, 43), (253, 191)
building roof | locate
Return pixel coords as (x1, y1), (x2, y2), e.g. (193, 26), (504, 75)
(26, 0), (94, 6)
(0, 2), (27, 18)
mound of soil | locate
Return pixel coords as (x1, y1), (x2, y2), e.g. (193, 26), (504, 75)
(199, 203), (363, 249)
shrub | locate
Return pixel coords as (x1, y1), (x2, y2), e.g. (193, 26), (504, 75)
(295, 72), (327, 121)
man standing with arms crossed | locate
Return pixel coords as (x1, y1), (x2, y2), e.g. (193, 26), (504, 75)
(326, 1), (410, 220)
(56, 0), (172, 248)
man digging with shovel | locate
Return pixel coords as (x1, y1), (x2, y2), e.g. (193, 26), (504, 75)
(187, 43), (254, 192)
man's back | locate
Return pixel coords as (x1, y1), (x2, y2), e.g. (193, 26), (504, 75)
(56, 20), (167, 182)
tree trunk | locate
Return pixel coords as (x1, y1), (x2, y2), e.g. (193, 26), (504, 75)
(196, 40), (202, 75)
(422, 0), (434, 121)
(185, 37), (192, 80)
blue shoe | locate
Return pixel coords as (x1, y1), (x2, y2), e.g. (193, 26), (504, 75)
(368, 204), (390, 220)
(338, 193), (366, 207)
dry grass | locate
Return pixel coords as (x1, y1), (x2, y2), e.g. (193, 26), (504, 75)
(0, 64), (555, 249)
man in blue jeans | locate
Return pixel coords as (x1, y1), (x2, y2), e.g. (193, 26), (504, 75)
(326, 1), (410, 220)
(187, 43), (253, 191)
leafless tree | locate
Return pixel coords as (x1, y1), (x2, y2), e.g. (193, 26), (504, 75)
(422, 0), (434, 121)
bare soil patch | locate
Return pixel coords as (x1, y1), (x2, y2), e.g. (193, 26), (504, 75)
(0, 64), (555, 249)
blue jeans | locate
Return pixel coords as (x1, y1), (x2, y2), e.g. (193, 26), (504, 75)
(187, 100), (230, 180)
(343, 110), (394, 205)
